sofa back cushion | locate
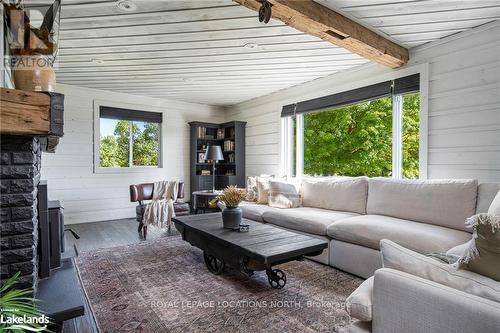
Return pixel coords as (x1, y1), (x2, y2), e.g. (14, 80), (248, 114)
(476, 183), (500, 214)
(301, 177), (368, 214)
(367, 178), (478, 232)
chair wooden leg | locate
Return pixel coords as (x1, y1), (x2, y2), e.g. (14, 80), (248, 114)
(138, 222), (143, 233)
(143, 225), (148, 239)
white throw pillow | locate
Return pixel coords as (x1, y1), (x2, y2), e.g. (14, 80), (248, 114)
(256, 177), (271, 204)
(268, 181), (300, 208)
(488, 190), (500, 216)
(346, 276), (373, 322)
(380, 239), (500, 303)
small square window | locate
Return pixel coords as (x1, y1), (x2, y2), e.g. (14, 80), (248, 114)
(94, 102), (162, 172)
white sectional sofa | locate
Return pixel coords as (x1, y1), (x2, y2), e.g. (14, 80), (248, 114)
(240, 177), (500, 279)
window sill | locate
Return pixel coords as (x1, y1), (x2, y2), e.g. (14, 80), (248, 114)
(94, 166), (162, 174)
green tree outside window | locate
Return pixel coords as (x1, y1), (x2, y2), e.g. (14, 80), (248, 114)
(99, 119), (160, 168)
(302, 93), (419, 178)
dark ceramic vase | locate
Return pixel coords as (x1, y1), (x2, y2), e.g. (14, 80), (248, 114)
(222, 207), (242, 230)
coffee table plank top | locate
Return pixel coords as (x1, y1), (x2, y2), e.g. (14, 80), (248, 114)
(173, 213), (328, 264)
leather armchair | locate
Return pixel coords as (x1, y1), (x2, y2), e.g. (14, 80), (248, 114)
(129, 181), (190, 238)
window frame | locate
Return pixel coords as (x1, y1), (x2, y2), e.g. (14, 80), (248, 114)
(281, 65), (428, 180)
(93, 99), (163, 174)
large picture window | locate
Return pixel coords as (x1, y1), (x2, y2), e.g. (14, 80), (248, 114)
(94, 103), (162, 171)
(282, 74), (421, 179)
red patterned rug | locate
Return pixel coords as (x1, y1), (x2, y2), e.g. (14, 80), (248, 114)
(76, 236), (362, 333)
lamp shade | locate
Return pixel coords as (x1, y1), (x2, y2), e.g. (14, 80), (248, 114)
(205, 145), (224, 161)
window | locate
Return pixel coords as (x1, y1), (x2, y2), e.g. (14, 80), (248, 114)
(282, 74), (421, 179)
(95, 103), (162, 171)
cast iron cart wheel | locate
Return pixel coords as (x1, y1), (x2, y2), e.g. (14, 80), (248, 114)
(266, 268), (287, 289)
(203, 252), (225, 275)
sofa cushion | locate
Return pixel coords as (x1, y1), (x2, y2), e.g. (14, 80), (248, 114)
(367, 178), (478, 232)
(477, 183), (500, 214)
(380, 239), (500, 303)
(239, 202), (277, 222)
(326, 215), (471, 254)
(262, 207), (358, 236)
(346, 276), (373, 322)
(301, 177), (368, 214)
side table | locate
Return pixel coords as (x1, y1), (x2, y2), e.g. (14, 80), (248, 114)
(192, 190), (221, 214)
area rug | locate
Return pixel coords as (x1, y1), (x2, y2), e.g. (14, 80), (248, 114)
(76, 236), (363, 333)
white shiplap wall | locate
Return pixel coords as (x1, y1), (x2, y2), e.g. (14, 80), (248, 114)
(42, 84), (224, 224)
(226, 20), (500, 182)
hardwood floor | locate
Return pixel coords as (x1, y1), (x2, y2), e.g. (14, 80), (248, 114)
(62, 218), (179, 333)
(64, 218), (179, 253)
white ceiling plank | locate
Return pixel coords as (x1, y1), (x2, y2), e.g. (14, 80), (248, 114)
(60, 1), (237, 18)
(56, 58), (368, 75)
(378, 18), (498, 34)
(55, 53), (366, 70)
(341, 1), (499, 17)
(59, 26), (305, 48)
(55, 76), (324, 89)
(55, 63), (350, 76)
(57, 64), (340, 75)
(360, 6), (500, 27)
(57, 34), (320, 55)
(61, 6), (251, 30)
(59, 17), (285, 40)
(57, 42), (343, 62)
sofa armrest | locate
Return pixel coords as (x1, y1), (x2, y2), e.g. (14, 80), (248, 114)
(372, 268), (500, 333)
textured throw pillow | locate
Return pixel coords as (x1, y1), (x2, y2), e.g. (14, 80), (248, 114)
(268, 181), (300, 209)
(488, 190), (500, 215)
(256, 177), (271, 204)
(346, 276), (373, 322)
(380, 239), (500, 303)
(245, 176), (258, 202)
(457, 213), (500, 281)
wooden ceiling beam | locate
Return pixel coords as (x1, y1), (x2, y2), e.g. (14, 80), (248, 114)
(233, 0), (409, 68)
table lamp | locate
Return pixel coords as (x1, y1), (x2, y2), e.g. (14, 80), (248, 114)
(205, 145), (224, 192)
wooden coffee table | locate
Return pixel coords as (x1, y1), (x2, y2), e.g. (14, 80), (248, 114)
(173, 213), (328, 289)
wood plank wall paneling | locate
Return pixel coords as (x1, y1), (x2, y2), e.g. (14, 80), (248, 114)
(41, 85), (224, 224)
(225, 21), (500, 183)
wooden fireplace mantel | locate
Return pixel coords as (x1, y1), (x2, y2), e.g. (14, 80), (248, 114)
(0, 87), (64, 152)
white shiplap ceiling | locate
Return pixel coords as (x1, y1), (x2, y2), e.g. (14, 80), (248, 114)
(47, 0), (500, 105)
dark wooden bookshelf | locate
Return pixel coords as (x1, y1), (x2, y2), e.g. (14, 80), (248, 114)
(189, 121), (246, 195)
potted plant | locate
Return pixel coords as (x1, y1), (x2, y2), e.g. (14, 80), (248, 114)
(217, 186), (247, 230)
(3, 0), (61, 91)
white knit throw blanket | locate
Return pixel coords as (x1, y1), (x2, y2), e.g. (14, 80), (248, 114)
(142, 181), (179, 229)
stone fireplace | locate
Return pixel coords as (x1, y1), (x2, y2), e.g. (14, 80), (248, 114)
(1, 136), (42, 290)
(0, 88), (64, 291)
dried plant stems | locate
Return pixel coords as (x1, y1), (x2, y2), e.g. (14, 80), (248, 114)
(217, 186), (247, 208)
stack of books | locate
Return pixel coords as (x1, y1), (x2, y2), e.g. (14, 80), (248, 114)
(197, 127), (206, 138)
(224, 140), (235, 151)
